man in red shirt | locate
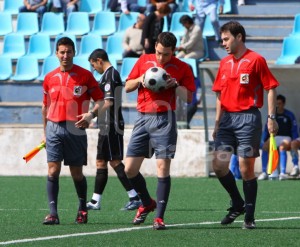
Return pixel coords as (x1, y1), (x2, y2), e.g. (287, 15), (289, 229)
(212, 21), (279, 229)
(124, 32), (195, 230)
(42, 37), (103, 225)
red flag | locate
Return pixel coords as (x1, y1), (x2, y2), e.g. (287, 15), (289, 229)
(23, 142), (45, 163)
(267, 134), (279, 175)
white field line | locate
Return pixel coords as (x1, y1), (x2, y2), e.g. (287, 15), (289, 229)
(1, 216), (300, 245)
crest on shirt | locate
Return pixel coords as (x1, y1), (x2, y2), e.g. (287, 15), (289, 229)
(240, 73), (249, 84)
(104, 84), (111, 92)
(73, 86), (82, 96)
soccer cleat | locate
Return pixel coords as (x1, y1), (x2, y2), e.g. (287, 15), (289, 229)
(75, 211), (88, 224)
(243, 220), (256, 229)
(133, 199), (156, 225)
(279, 173), (289, 181)
(257, 172), (268, 180)
(121, 199), (142, 211)
(86, 200), (101, 210)
(221, 206), (245, 225)
(290, 166), (299, 176)
(43, 214), (60, 225)
(153, 218), (166, 230)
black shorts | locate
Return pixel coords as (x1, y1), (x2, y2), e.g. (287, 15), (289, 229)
(214, 108), (262, 158)
(96, 125), (124, 161)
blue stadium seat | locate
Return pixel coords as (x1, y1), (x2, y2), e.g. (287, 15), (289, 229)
(180, 58), (198, 77)
(64, 12), (90, 36)
(73, 56), (92, 71)
(276, 36), (300, 65)
(1, 33), (26, 59)
(221, 0), (232, 14)
(0, 12), (13, 36)
(163, 16), (168, 32)
(0, 56), (12, 81)
(11, 56), (39, 81)
(79, 0), (103, 13)
(16, 13), (39, 36)
(290, 13), (300, 37)
(40, 12), (65, 36)
(37, 56), (60, 81)
(53, 34), (77, 55)
(169, 12), (192, 37)
(199, 36), (209, 62)
(117, 12), (140, 33)
(78, 34), (103, 57)
(27, 34), (51, 60)
(120, 57), (138, 83)
(90, 11), (116, 36)
(3, 0), (23, 14)
(202, 15), (215, 37)
(106, 34), (124, 61)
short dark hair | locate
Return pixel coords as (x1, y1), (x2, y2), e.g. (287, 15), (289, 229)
(156, 32), (177, 50)
(88, 48), (109, 62)
(179, 15), (194, 25)
(277, 94), (286, 104)
(220, 21), (246, 43)
(56, 37), (75, 53)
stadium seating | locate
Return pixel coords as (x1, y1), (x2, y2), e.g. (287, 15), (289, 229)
(1, 33), (26, 59)
(202, 15), (215, 38)
(0, 56), (12, 81)
(90, 11), (116, 36)
(77, 34), (103, 58)
(40, 12), (65, 36)
(11, 56), (39, 81)
(180, 58), (198, 77)
(276, 36), (300, 65)
(106, 34), (124, 61)
(64, 12), (90, 36)
(73, 56), (92, 71)
(169, 12), (192, 37)
(15, 13), (39, 36)
(290, 13), (300, 37)
(37, 56), (60, 81)
(3, 0), (23, 14)
(26, 33), (51, 60)
(120, 57), (138, 83)
(53, 34), (77, 55)
(117, 12), (140, 33)
(199, 36), (209, 62)
(79, 0), (103, 13)
(163, 16), (168, 32)
(0, 12), (13, 36)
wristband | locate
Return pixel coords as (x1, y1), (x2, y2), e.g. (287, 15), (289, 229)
(89, 111), (96, 119)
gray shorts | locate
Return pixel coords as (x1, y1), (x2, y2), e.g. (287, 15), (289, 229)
(126, 111), (177, 159)
(214, 108), (262, 158)
(46, 121), (87, 166)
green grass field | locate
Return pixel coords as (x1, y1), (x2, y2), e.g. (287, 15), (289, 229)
(1, 176), (300, 246)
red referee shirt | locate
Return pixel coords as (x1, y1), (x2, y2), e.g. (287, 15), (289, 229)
(212, 49), (279, 112)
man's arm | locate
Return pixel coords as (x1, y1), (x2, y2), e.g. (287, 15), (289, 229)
(212, 92), (223, 140)
(42, 104), (47, 143)
(125, 75), (144, 93)
(267, 88), (279, 135)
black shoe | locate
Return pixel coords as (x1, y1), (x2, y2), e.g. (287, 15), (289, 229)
(221, 206), (245, 225)
(243, 220), (256, 229)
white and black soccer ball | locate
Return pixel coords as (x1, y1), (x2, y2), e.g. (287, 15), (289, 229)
(144, 67), (169, 92)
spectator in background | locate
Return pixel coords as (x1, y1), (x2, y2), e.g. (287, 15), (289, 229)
(51, 0), (78, 17)
(238, 0), (245, 6)
(141, 4), (171, 54)
(19, 0), (48, 16)
(258, 94), (299, 181)
(146, 0), (177, 24)
(109, 0), (146, 13)
(176, 15), (204, 60)
(189, 0), (224, 42)
(123, 14), (146, 58)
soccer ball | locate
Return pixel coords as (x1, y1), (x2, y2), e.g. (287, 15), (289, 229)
(144, 67), (169, 92)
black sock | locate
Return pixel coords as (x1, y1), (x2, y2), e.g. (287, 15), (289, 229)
(243, 178), (257, 221)
(74, 176), (87, 212)
(113, 163), (133, 191)
(94, 169), (108, 195)
(156, 176), (171, 219)
(47, 176), (59, 216)
(128, 173), (152, 206)
(219, 171), (244, 209)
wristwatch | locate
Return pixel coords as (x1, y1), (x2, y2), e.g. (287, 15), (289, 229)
(89, 111), (97, 119)
(268, 114), (276, 120)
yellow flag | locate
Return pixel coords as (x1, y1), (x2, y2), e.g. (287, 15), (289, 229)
(267, 134), (279, 175)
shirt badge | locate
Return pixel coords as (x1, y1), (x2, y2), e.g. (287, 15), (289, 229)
(105, 84), (111, 92)
(74, 86), (82, 96)
(240, 74), (249, 84)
